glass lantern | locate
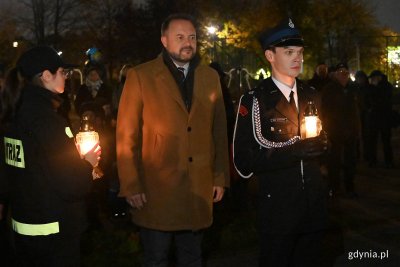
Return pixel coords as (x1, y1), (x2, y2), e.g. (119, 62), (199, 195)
(75, 115), (99, 155)
(300, 101), (322, 139)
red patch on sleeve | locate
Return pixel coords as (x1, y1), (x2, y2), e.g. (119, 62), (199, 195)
(239, 105), (248, 117)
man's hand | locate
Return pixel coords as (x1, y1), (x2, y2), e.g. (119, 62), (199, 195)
(126, 193), (147, 210)
(213, 186), (225, 203)
(292, 132), (328, 159)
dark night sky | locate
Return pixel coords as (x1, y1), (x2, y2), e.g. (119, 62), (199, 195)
(0, 0), (399, 33)
(363, 0), (400, 33)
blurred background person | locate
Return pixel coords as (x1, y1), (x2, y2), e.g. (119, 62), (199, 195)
(367, 70), (394, 168)
(74, 66), (112, 118)
(354, 70), (373, 162)
(108, 64), (134, 220)
(321, 63), (360, 198)
(308, 62), (330, 92)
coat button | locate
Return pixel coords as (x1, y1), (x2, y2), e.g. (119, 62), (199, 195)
(187, 127), (191, 132)
(188, 157), (193, 162)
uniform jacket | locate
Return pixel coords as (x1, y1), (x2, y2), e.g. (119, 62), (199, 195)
(1, 85), (92, 236)
(117, 55), (229, 231)
(233, 78), (327, 234)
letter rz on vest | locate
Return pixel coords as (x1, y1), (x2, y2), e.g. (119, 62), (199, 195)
(4, 137), (25, 168)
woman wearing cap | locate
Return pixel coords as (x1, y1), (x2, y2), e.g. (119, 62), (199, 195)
(0, 46), (101, 266)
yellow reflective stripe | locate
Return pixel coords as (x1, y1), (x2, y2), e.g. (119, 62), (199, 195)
(65, 127), (74, 138)
(12, 218), (59, 236)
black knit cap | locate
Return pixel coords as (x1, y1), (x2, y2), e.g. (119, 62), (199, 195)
(259, 18), (304, 51)
(335, 62), (349, 71)
(17, 46), (77, 78)
(368, 70), (384, 78)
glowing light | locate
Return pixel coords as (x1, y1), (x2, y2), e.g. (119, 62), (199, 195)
(304, 116), (319, 138)
(301, 101), (322, 139)
(76, 131), (99, 155)
(388, 46), (400, 65)
(206, 26), (217, 35)
(255, 68), (270, 80)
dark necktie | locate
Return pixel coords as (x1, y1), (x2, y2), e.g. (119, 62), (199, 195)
(177, 67), (185, 82)
(289, 90), (297, 113)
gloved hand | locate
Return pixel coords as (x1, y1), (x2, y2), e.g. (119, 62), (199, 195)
(292, 131), (328, 159)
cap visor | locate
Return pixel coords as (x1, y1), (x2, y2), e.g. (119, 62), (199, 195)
(273, 38), (304, 47)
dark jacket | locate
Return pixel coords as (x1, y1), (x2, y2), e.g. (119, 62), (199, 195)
(1, 85), (92, 236)
(74, 83), (112, 116)
(321, 80), (360, 142)
(233, 78), (327, 234)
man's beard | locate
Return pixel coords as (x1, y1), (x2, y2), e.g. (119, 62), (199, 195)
(168, 47), (195, 64)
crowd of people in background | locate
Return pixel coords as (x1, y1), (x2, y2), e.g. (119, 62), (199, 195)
(307, 62), (396, 198)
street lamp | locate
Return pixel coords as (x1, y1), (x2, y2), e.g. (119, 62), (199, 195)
(206, 25), (218, 61)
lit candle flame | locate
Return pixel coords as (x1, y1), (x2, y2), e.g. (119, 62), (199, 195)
(76, 131), (99, 155)
(305, 116), (318, 138)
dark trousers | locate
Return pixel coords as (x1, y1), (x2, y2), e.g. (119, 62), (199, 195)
(13, 232), (81, 267)
(328, 138), (357, 193)
(259, 231), (324, 267)
(0, 220), (14, 266)
(369, 124), (393, 166)
(140, 227), (203, 267)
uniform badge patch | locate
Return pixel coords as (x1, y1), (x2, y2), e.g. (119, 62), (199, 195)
(239, 105), (248, 116)
(4, 137), (25, 168)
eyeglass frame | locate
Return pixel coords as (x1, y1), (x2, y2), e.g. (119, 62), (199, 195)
(36, 68), (73, 79)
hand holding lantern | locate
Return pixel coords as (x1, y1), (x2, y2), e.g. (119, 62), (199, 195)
(76, 114), (103, 179)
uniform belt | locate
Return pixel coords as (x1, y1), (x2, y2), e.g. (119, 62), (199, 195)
(12, 218), (59, 236)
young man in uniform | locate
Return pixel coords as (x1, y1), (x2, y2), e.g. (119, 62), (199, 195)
(233, 18), (328, 266)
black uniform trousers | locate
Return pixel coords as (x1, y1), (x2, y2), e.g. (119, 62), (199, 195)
(260, 231), (324, 267)
(13, 231), (81, 267)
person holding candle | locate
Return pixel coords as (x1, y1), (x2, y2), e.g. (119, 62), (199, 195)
(0, 46), (101, 266)
(233, 18), (328, 266)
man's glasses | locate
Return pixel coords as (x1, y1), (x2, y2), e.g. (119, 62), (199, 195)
(61, 69), (73, 78)
(36, 69), (73, 79)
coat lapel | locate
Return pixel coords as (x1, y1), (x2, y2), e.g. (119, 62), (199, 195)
(268, 79), (298, 126)
(154, 57), (188, 113)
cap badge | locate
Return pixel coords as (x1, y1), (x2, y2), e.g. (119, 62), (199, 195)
(288, 19), (294, 28)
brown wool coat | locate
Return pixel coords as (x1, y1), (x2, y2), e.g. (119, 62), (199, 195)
(117, 55), (230, 231)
